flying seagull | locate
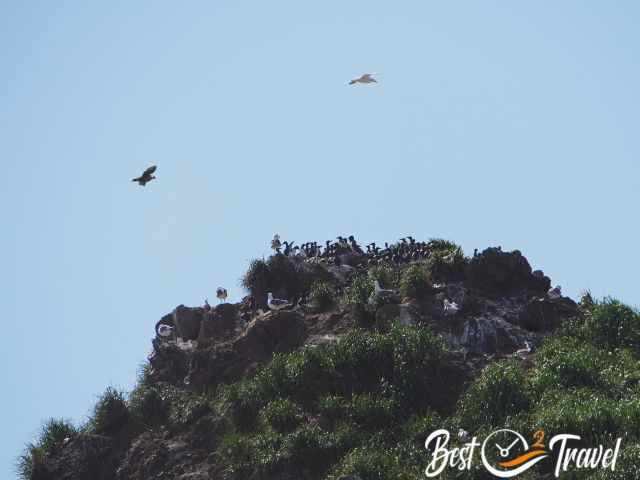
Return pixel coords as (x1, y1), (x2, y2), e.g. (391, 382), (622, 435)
(349, 73), (378, 85)
(268, 292), (291, 311)
(132, 165), (157, 186)
(216, 287), (228, 303)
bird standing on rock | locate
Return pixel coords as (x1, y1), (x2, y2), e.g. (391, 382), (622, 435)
(267, 292), (291, 311)
(157, 324), (174, 338)
(443, 299), (460, 316)
(132, 165), (157, 186)
(216, 287), (228, 303)
(271, 234), (282, 253)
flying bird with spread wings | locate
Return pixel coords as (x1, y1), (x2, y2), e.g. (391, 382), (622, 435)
(132, 165), (157, 186)
(349, 73), (378, 85)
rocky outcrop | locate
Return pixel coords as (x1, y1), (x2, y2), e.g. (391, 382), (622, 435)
(234, 310), (306, 363)
(465, 247), (550, 296)
(172, 305), (203, 341)
(33, 241), (586, 480)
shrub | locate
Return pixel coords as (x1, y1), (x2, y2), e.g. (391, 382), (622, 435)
(585, 298), (640, 352)
(343, 273), (374, 306)
(16, 418), (76, 480)
(37, 418), (76, 453)
(402, 411), (443, 444)
(309, 280), (335, 310)
(266, 254), (301, 298)
(369, 265), (397, 289)
(241, 258), (270, 299)
(427, 245), (467, 281)
(591, 443), (640, 480)
(532, 389), (619, 441)
(129, 385), (166, 425)
(262, 398), (303, 433)
(218, 432), (284, 480)
(529, 337), (612, 393)
(348, 394), (397, 430)
(89, 386), (129, 434)
(318, 395), (347, 426)
(399, 263), (431, 299)
(16, 443), (45, 480)
(221, 382), (262, 431)
(457, 360), (531, 428)
(328, 443), (410, 480)
(427, 238), (460, 254)
(282, 424), (341, 472)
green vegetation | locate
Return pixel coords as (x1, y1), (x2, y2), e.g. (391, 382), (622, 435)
(242, 255), (335, 304)
(16, 418), (76, 479)
(399, 263), (431, 299)
(216, 325), (447, 478)
(309, 280), (336, 310)
(342, 272), (374, 306)
(19, 288), (640, 480)
(89, 386), (130, 434)
(262, 398), (303, 433)
(213, 297), (640, 479)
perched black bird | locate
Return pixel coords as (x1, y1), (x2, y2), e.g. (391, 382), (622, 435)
(132, 165), (157, 186)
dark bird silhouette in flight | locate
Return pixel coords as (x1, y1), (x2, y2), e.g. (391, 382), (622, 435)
(132, 165), (157, 186)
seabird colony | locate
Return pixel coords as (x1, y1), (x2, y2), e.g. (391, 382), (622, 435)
(269, 234), (441, 267)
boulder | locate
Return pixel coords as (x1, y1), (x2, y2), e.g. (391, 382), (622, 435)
(200, 303), (239, 338)
(375, 303), (421, 331)
(519, 297), (579, 332)
(234, 310), (306, 362)
(465, 248), (550, 296)
(443, 315), (533, 355)
(173, 305), (203, 341)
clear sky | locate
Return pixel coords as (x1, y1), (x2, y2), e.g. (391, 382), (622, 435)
(2, 1), (639, 477)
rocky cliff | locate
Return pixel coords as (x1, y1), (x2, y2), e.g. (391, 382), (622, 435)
(19, 239), (640, 480)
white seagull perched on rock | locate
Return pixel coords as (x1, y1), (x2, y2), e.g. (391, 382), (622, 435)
(268, 292), (291, 311)
(515, 341), (532, 359)
(458, 428), (471, 442)
(271, 234), (282, 252)
(443, 299), (460, 316)
(349, 73), (378, 85)
(374, 280), (395, 297)
(547, 285), (562, 300)
(157, 324), (174, 338)
(216, 287), (228, 303)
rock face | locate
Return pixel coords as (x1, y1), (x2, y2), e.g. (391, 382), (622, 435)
(519, 297), (579, 332)
(234, 310), (307, 363)
(375, 303), (421, 331)
(466, 248), (550, 296)
(173, 305), (203, 341)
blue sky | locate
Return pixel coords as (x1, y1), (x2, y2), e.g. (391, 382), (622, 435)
(2, 1), (639, 477)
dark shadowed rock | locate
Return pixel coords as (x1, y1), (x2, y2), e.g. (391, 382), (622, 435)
(44, 433), (115, 480)
(375, 303), (421, 331)
(519, 297), (579, 332)
(234, 310), (306, 362)
(173, 305), (203, 341)
(465, 248), (550, 296)
(200, 303), (239, 338)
